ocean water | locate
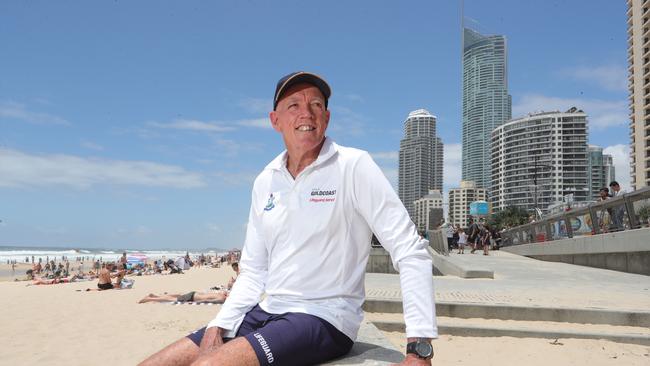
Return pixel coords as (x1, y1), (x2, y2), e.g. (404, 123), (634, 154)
(0, 245), (224, 264)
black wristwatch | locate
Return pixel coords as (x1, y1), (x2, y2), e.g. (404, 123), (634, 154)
(406, 339), (434, 359)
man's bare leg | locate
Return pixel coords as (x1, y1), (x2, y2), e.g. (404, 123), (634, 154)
(193, 292), (227, 303)
(138, 293), (181, 303)
(138, 336), (199, 366)
(191, 337), (259, 366)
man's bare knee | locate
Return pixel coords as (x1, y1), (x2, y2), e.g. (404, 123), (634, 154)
(191, 337), (259, 366)
(139, 336), (199, 366)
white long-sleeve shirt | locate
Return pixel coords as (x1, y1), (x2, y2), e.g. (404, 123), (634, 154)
(207, 138), (437, 340)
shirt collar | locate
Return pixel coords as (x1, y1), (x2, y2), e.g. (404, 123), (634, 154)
(265, 137), (338, 172)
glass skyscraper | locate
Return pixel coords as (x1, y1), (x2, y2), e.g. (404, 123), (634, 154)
(398, 109), (444, 219)
(462, 27), (511, 190)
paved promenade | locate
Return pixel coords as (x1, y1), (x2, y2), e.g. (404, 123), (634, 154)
(365, 250), (650, 312)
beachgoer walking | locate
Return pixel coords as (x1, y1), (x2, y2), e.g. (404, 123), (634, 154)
(120, 252), (128, 270)
(468, 218), (479, 254)
(139, 72), (436, 365)
(446, 225), (455, 252)
(457, 228), (467, 254)
(480, 225), (491, 256)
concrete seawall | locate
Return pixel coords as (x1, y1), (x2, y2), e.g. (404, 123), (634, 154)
(502, 227), (650, 275)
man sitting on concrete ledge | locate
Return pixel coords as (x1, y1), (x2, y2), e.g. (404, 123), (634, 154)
(138, 71), (437, 366)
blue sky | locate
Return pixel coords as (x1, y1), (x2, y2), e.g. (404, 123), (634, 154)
(0, 0), (630, 250)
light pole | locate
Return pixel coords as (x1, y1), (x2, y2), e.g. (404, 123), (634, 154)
(532, 153), (553, 216)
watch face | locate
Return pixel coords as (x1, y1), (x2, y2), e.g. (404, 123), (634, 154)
(415, 342), (433, 358)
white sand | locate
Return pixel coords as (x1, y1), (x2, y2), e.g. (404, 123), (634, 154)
(1, 265), (648, 365)
(383, 332), (650, 366)
(0, 265), (234, 365)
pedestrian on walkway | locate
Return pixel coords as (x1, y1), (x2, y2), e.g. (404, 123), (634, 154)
(457, 228), (467, 254)
(446, 224), (455, 251)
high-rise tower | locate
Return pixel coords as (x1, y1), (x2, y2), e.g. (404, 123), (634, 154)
(491, 109), (589, 213)
(398, 109), (444, 218)
(462, 27), (511, 190)
(627, 0), (650, 189)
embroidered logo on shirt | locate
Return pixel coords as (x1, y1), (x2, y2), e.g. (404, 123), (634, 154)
(264, 193), (276, 211)
(309, 188), (337, 203)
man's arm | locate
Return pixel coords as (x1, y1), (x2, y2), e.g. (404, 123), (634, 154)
(352, 153), (437, 358)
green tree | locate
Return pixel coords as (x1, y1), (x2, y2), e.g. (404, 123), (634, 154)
(489, 206), (529, 230)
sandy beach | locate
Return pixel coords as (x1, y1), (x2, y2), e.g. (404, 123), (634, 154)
(0, 264), (233, 365)
(1, 265), (648, 365)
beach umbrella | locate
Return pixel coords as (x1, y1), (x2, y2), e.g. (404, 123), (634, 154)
(126, 253), (147, 264)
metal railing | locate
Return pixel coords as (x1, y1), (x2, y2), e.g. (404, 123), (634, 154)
(501, 186), (650, 246)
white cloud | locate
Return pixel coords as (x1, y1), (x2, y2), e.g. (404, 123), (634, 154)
(369, 151), (398, 188)
(237, 118), (272, 129)
(36, 226), (68, 235)
(328, 106), (365, 136)
(603, 144), (631, 191)
(214, 171), (258, 186)
(342, 93), (364, 102)
(0, 148), (206, 189)
(212, 137), (243, 157)
(239, 97), (272, 114)
(149, 117), (272, 133)
(149, 119), (235, 133)
(563, 65), (627, 92)
(135, 225), (152, 235)
(206, 223), (222, 233)
(382, 168), (398, 189)
(80, 140), (104, 151)
(0, 101), (70, 125)
(513, 94), (627, 130)
(370, 151), (398, 161)
(443, 143), (462, 191)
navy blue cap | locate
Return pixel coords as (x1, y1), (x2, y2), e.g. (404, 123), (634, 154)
(273, 71), (331, 110)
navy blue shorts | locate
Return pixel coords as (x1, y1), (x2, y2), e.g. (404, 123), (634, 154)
(187, 305), (353, 365)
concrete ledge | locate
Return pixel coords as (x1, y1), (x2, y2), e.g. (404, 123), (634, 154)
(503, 228), (650, 256)
(502, 228), (650, 275)
(325, 321), (403, 365)
(366, 248), (399, 274)
(373, 320), (650, 346)
(363, 299), (650, 327)
(429, 248), (494, 279)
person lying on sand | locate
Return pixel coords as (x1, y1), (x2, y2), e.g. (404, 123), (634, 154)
(138, 262), (238, 304)
(138, 291), (227, 304)
(28, 276), (73, 286)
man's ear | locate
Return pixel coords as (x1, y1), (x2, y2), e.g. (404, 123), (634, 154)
(320, 109), (330, 130)
(269, 111), (281, 132)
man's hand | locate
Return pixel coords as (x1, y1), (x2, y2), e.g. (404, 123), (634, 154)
(392, 353), (432, 366)
(392, 337), (432, 366)
(198, 326), (225, 356)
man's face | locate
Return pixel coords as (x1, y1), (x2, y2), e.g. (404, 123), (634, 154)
(270, 83), (330, 155)
(612, 184), (620, 192)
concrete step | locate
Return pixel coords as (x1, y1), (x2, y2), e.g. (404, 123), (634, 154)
(366, 314), (650, 346)
(363, 298), (650, 327)
(325, 321), (403, 365)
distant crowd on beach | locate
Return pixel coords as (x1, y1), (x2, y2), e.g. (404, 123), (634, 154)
(21, 249), (242, 292)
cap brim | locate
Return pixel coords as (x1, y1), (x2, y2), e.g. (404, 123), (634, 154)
(274, 72), (331, 110)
